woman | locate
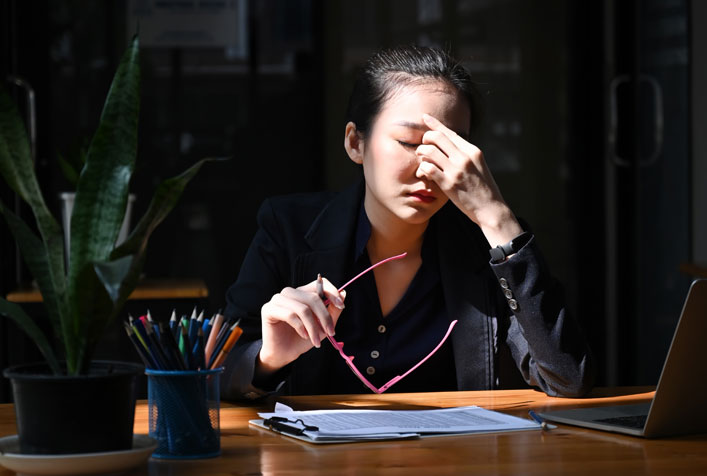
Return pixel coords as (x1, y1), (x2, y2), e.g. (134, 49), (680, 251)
(221, 45), (594, 399)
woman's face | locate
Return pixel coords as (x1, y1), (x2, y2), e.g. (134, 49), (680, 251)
(353, 80), (471, 228)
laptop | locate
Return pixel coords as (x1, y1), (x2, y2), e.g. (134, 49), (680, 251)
(539, 279), (707, 438)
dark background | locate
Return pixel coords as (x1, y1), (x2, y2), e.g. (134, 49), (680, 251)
(1, 0), (703, 402)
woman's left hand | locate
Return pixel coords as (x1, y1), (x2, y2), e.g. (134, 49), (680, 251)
(415, 113), (523, 246)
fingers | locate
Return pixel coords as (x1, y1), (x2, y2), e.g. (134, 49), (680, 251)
(262, 277), (347, 349)
(329, 289), (347, 329)
(264, 289), (327, 348)
(319, 277), (346, 310)
(262, 300), (313, 342)
(422, 113), (472, 153)
(416, 160), (445, 185)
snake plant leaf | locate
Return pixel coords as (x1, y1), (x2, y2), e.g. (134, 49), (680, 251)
(82, 255), (133, 368)
(70, 263), (116, 374)
(69, 34), (139, 268)
(66, 35), (140, 373)
(0, 94), (69, 359)
(93, 255), (133, 304)
(0, 298), (61, 374)
(113, 157), (223, 259)
(107, 157), (223, 320)
(0, 89), (41, 206)
(0, 198), (65, 342)
(0, 90), (65, 256)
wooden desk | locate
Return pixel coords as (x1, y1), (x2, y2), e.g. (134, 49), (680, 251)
(1, 388), (705, 475)
(5, 278), (209, 303)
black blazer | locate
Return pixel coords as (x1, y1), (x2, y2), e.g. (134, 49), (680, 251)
(222, 179), (594, 399)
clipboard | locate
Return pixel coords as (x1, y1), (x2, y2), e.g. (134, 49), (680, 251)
(249, 404), (542, 444)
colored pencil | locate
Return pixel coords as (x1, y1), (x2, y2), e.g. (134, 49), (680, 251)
(204, 313), (224, 364)
(210, 322), (243, 369)
(123, 323), (155, 368)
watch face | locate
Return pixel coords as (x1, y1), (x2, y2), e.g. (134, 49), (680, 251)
(490, 246), (507, 263)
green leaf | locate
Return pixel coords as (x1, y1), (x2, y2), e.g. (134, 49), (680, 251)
(70, 264), (114, 374)
(0, 298), (61, 374)
(0, 92), (69, 363)
(0, 90), (65, 260)
(0, 88), (39, 205)
(94, 255), (133, 303)
(107, 157), (223, 319)
(66, 35), (140, 373)
(0, 198), (66, 342)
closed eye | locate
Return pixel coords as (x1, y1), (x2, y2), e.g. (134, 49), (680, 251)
(397, 140), (419, 149)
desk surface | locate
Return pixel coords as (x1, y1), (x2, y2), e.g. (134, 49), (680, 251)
(1, 387), (706, 475)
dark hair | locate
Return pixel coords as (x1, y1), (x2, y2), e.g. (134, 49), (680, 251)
(345, 45), (483, 137)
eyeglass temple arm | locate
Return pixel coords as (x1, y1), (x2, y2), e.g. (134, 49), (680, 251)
(378, 319), (458, 393)
(323, 252), (407, 306)
(326, 335), (383, 394)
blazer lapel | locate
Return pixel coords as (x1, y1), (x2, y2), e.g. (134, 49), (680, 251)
(295, 179), (365, 293)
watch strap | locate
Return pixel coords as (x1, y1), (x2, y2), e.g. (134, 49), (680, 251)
(489, 231), (532, 263)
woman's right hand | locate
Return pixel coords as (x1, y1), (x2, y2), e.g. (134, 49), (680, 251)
(257, 277), (346, 375)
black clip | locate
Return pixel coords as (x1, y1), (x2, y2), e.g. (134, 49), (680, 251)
(263, 416), (319, 435)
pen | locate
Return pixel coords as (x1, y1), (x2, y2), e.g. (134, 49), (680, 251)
(316, 273), (325, 300)
(528, 410), (550, 431)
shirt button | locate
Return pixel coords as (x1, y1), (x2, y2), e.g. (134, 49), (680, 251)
(508, 299), (518, 310)
(499, 278), (509, 289)
(366, 366), (376, 375)
(370, 350), (380, 359)
(503, 288), (513, 299)
(377, 325), (386, 333)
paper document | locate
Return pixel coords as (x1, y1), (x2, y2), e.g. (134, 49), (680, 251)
(250, 403), (541, 443)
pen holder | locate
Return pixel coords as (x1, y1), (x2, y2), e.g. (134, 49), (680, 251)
(146, 368), (223, 459)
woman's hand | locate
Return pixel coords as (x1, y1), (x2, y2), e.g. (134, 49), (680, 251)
(257, 277), (346, 375)
(415, 113), (523, 246)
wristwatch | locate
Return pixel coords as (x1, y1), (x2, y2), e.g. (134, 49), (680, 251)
(489, 231), (532, 264)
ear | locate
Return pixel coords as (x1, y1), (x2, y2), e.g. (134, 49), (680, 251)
(344, 121), (364, 165)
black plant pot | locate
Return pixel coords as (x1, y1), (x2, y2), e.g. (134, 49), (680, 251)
(3, 360), (143, 455)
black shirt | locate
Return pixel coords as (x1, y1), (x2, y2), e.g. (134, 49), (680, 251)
(325, 202), (457, 394)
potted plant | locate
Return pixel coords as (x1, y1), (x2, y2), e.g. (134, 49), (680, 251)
(0, 35), (214, 454)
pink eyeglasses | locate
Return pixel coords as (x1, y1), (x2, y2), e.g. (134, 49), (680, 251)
(323, 253), (458, 394)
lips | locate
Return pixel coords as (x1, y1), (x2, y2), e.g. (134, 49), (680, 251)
(408, 190), (436, 203)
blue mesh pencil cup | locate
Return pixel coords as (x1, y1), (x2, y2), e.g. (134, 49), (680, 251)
(146, 368), (223, 459)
